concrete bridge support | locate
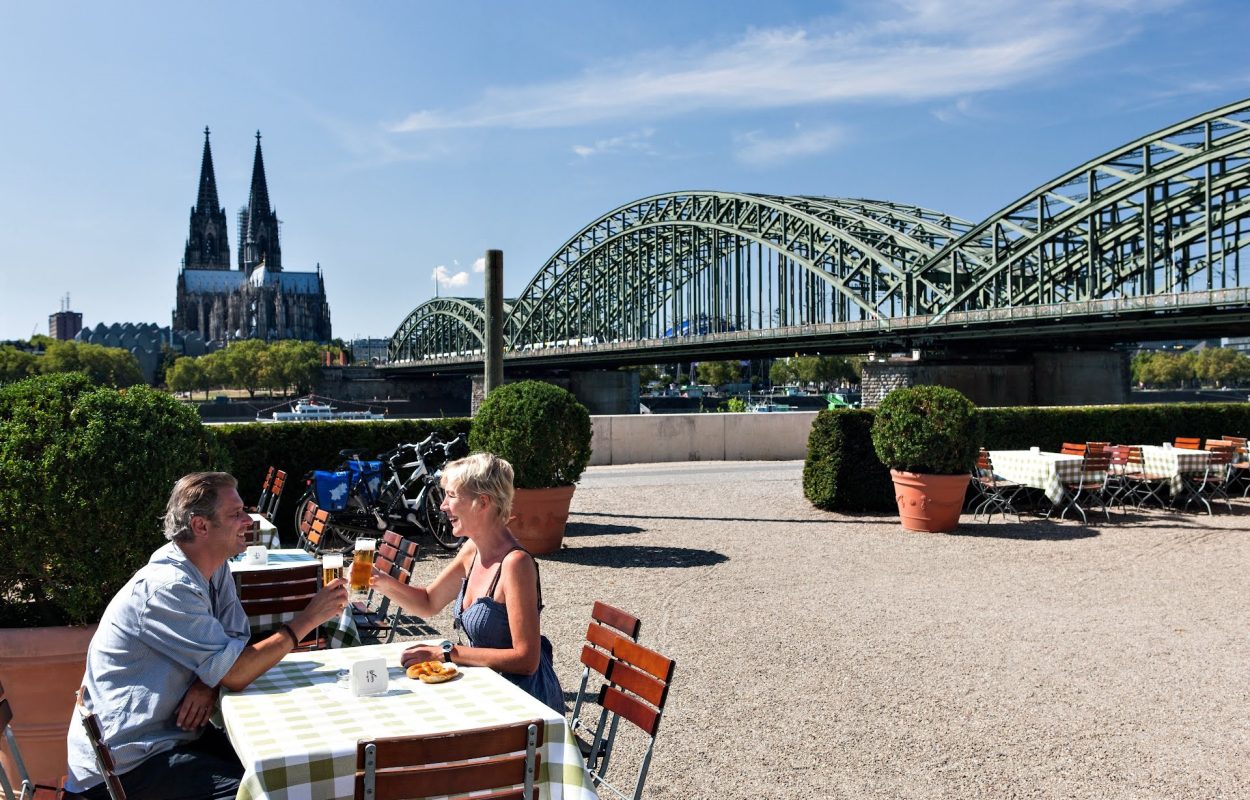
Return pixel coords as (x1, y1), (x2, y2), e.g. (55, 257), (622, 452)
(860, 350), (1129, 407)
(471, 370), (640, 415)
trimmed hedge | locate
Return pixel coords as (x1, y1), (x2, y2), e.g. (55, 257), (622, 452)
(805, 402), (1250, 513)
(213, 418), (471, 542)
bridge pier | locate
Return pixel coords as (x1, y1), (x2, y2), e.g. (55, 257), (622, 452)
(471, 370), (640, 415)
(861, 350), (1129, 407)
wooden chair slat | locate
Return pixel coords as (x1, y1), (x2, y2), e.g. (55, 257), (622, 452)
(599, 685), (661, 737)
(591, 601), (641, 640)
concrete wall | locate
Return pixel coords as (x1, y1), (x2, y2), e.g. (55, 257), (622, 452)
(589, 411), (818, 465)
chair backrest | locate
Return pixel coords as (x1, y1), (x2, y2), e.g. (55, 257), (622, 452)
(1085, 442), (1109, 453)
(237, 564), (320, 637)
(77, 686), (126, 800)
(1174, 437), (1202, 450)
(1080, 450), (1112, 476)
(355, 720), (543, 800)
(1106, 445), (1130, 469)
(587, 639), (676, 800)
(264, 470), (287, 520)
(304, 513), (331, 553)
(1060, 442), (1086, 455)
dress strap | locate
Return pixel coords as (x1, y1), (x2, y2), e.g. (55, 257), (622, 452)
(487, 546), (540, 605)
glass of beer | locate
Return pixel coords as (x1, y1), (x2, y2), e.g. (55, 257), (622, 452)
(321, 553), (343, 587)
(350, 538), (376, 592)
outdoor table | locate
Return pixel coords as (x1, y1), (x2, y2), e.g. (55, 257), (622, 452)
(1138, 445), (1211, 499)
(221, 640), (599, 800)
(988, 449), (1089, 505)
(248, 513), (280, 549)
(229, 549), (361, 648)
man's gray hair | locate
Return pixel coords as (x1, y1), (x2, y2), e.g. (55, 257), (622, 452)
(163, 472), (238, 543)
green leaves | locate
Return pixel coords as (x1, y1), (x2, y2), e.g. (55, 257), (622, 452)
(469, 381), (592, 488)
(870, 385), (981, 475)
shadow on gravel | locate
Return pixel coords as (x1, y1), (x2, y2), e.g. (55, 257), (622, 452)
(950, 521), (1099, 541)
(564, 521), (646, 537)
(572, 510), (832, 525)
(547, 544), (728, 569)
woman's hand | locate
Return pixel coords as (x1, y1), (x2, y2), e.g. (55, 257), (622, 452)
(369, 566), (399, 598)
(401, 644), (443, 667)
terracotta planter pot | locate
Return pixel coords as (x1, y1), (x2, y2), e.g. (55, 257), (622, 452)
(0, 624), (96, 789)
(508, 485), (576, 555)
(889, 470), (968, 533)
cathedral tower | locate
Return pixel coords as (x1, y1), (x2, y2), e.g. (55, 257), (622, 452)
(182, 127), (231, 270)
(237, 131), (282, 275)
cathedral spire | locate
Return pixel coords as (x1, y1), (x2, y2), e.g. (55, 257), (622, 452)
(183, 126), (230, 270)
(247, 130), (271, 218)
(238, 130), (281, 274)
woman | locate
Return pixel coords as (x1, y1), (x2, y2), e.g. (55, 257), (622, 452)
(369, 452), (564, 712)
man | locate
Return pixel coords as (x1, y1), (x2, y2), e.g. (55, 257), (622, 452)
(65, 472), (348, 800)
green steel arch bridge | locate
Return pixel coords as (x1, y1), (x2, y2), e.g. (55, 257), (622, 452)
(389, 99), (1250, 373)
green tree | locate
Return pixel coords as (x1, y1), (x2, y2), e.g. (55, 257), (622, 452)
(199, 351), (229, 397)
(0, 346), (38, 384)
(695, 360), (740, 387)
(265, 340), (321, 395)
(40, 340), (143, 387)
(633, 364), (661, 386)
(1194, 347), (1250, 387)
(166, 356), (204, 396)
(222, 339), (268, 397)
(769, 359), (796, 387)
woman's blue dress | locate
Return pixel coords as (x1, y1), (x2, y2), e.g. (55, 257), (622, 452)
(452, 547), (565, 713)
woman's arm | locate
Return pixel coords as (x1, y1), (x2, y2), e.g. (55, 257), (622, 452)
(436, 550), (541, 675)
(370, 541), (473, 618)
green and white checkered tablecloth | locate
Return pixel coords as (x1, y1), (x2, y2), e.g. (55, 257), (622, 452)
(988, 450), (1092, 504)
(249, 514), (281, 549)
(221, 641), (599, 800)
(230, 550), (361, 649)
(1138, 445), (1211, 497)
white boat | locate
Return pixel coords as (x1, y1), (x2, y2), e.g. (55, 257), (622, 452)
(265, 398), (385, 422)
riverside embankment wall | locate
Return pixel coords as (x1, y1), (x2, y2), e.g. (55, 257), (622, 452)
(588, 411), (819, 465)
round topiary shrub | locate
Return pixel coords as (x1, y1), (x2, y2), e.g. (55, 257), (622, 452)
(469, 380), (592, 488)
(0, 373), (228, 627)
(870, 384), (981, 475)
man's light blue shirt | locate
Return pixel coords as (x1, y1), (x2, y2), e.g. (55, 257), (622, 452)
(64, 542), (249, 792)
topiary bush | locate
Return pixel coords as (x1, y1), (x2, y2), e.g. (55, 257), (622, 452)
(0, 373), (227, 627)
(469, 380), (592, 488)
(870, 384), (981, 475)
(803, 408), (894, 511)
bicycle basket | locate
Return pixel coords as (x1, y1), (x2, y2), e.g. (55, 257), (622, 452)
(313, 470), (351, 511)
(347, 459), (383, 502)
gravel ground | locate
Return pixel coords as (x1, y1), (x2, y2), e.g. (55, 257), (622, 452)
(400, 461), (1250, 800)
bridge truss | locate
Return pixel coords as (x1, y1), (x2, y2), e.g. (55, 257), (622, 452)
(390, 98), (1250, 366)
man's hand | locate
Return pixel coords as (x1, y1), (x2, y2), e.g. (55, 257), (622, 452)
(305, 577), (349, 625)
(176, 678), (218, 731)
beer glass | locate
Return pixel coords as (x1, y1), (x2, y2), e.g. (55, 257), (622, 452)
(350, 538), (376, 591)
(322, 553), (343, 587)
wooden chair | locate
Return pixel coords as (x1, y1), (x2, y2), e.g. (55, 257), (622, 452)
(1050, 449), (1112, 523)
(1218, 435), (1249, 496)
(0, 679), (65, 800)
(355, 720), (544, 800)
(1173, 437), (1202, 450)
(1060, 442), (1086, 456)
(584, 639), (676, 800)
(1122, 445), (1171, 508)
(969, 449), (1023, 522)
(1177, 442), (1235, 515)
(569, 602), (643, 775)
(236, 563), (324, 649)
(353, 549), (417, 644)
(298, 507), (331, 554)
(261, 470), (287, 522)
(250, 467), (275, 515)
(1085, 442), (1109, 454)
(75, 686), (125, 800)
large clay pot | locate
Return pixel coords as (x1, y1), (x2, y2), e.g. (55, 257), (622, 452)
(889, 470), (968, 533)
(0, 624), (96, 789)
(508, 485), (576, 555)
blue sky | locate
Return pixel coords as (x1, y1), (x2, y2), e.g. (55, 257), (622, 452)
(2, 0), (1248, 343)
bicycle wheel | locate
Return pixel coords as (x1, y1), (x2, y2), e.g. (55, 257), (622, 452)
(418, 482), (462, 551)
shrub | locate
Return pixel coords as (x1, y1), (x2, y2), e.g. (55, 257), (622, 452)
(870, 385), (981, 475)
(0, 373), (226, 627)
(803, 408), (894, 511)
(469, 380), (592, 488)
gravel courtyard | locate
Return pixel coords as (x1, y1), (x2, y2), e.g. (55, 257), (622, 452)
(403, 460), (1249, 800)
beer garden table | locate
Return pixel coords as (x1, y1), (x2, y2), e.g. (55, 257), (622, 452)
(229, 549), (361, 648)
(987, 450), (1090, 506)
(221, 640), (599, 800)
(1138, 445), (1212, 500)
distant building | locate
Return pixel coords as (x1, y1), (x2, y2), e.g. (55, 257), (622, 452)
(350, 338), (391, 365)
(75, 322), (201, 384)
(172, 128), (332, 344)
(49, 310), (82, 340)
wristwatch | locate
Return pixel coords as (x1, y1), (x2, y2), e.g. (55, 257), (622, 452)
(440, 640), (453, 663)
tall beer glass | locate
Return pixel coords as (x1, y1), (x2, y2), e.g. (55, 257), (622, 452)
(350, 538), (376, 591)
(322, 553), (343, 586)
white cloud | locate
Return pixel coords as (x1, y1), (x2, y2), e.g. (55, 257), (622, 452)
(386, 1), (1163, 134)
(572, 128), (657, 159)
(734, 123), (845, 166)
(432, 265), (469, 288)
(472, 257), (486, 273)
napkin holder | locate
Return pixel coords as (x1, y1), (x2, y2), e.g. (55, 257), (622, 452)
(349, 657), (389, 697)
(243, 545), (268, 565)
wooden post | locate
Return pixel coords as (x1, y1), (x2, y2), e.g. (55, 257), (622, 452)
(484, 249), (504, 396)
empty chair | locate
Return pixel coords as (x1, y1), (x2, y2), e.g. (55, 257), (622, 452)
(1122, 446), (1171, 509)
(236, 563), (324, 649)
(569, 602), (643, 772)
(75, 686), (126, 800)
(584, 639), (676, 800)
(262, 470), (287, 522)
(969, 449), (1023, 522)
(1049, 448), (1112, 524)
(0, 679), (65, 800)
(355, 719), (544, 800)
(353, 548), (418, 644)
(1218, 435), (1250, 496)
(297, 506), (330, 554)
(250, 467), (275, 516)
(1173, 437), (1202, 450)
(1060, 442), (1086, 455)
(1177, 442), (1235, 515)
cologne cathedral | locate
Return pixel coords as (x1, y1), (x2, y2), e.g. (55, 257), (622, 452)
(172, 129), (332, 343)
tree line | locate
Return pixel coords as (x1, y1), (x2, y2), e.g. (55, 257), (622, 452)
(166, 339), (324, 398)
(1131, 347), (1250, 389)
(0, 337), (144, 386)
(635, 355), (862, 391)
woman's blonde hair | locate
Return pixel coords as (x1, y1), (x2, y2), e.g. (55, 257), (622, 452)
(441, 453), (514, 525)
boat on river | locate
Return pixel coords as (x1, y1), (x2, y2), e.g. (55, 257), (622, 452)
(262, 397), (385, 422)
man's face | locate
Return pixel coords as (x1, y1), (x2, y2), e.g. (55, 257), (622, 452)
(199, 487), (252, 558)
